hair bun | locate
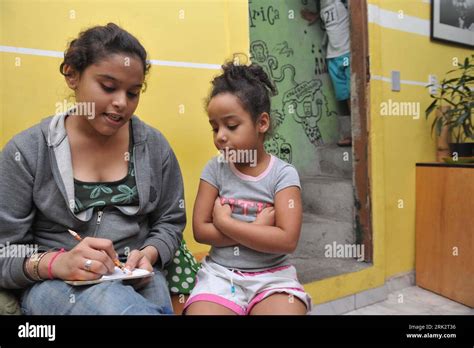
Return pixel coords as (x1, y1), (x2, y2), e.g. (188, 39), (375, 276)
(247, 64), (276, 95)
(222, 63), (245, 79)
(220, 61), (276, 96)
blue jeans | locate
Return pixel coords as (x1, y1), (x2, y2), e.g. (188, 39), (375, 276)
(20, 267), (173, 315)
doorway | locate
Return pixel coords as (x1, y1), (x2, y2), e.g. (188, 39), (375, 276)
(248, 0), (372, 283)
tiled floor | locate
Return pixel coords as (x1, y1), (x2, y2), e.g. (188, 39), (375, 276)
(345, 286), (473, 315)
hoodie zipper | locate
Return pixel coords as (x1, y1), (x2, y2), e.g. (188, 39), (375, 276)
(93, 209), (104, 237)
(132, 144), (142, 212)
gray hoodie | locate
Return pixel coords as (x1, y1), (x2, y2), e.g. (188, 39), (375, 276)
(0, 113), (186, 289)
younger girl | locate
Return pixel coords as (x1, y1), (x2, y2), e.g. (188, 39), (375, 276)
(185, 62), (311, 315)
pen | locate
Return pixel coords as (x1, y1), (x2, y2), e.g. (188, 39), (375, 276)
(67, 229), (127, 272)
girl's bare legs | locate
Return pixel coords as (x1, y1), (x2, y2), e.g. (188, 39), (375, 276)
(249, 294), (307, 315)
(185, 301), (237, 315)
(337, 99), (352, 146)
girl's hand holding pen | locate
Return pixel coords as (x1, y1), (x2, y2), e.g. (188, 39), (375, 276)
(45, 237), (118, 281)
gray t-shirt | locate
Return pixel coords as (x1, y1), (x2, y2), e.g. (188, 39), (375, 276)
(201, 154), (301, 271)
(321, 0), (350, 58)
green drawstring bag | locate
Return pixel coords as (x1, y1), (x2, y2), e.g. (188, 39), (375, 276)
(164, 240), (201, 294)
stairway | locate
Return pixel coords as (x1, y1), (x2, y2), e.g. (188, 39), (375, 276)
(290, 116), (370, 283)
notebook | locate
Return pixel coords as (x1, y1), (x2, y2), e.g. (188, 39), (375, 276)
(65, 267), (154, 286)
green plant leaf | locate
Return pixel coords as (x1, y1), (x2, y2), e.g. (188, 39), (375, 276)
(444, 85), (470, 97)
(430, 114), (441, 135)
(426, 54), (473, 142)
(442, 98), (457, 107)
(455, 110), (471, 126)
(446, 68), (459, 74)
(425, 99), (438, 119)
(443, 77), (461, 84)
(463, 123), (472, 138)
(435, 117), (444, 136)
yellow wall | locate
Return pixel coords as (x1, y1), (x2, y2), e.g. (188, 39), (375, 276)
(1, 0), (472, 305)
(368, 0), (472, 279)
(306, 0), (472, 305)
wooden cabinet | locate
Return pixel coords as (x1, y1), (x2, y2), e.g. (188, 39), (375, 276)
(415, 163), (473, 307)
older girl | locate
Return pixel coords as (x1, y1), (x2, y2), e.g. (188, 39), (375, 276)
(0, 23), (185, 315)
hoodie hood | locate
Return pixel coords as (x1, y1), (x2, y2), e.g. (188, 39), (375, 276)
(39, 111), (147, 221)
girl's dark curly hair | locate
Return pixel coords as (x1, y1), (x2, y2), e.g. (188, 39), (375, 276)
(207, 60), (277, 137)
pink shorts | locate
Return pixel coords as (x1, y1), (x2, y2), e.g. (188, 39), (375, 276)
(184, 257), (312, 315)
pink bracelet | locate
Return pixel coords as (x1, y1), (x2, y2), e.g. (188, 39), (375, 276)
(48, 248), (65, 280)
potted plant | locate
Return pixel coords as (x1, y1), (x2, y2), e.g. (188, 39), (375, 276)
(425, 54), (474, 160)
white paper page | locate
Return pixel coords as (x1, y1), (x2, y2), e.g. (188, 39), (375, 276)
(101, 267), (151, 281)
(65, 267), (154, 286)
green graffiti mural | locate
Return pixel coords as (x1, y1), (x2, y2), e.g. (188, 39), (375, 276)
(249, 0), (345, 173)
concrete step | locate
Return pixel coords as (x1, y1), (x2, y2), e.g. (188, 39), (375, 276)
(292, 208), (366, 285)
(291, 213), (355, 259)
(301, 176), (354, 222)
(338, 114), (351, 140)
(300, 145), (353, 179)
(291, 255), (370, 284)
